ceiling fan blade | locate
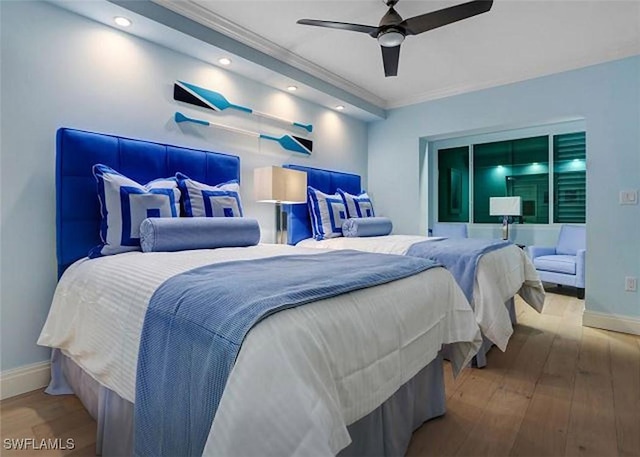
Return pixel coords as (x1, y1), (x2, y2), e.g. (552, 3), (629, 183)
(401, 0), (493, 35)
(297, 19), (379, 36)
(381, 45), (401, 77)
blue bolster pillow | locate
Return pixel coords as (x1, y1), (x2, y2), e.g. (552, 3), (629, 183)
(342, 217), (393, 238)
(140, 217), (260, 252)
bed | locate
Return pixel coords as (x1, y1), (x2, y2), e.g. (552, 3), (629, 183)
(283, 164), (545, 367)
(38, 128), (482, 457)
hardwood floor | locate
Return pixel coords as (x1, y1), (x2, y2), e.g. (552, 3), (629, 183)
(0, 389), (96, 456)
(408, 289), (640, 457)
(1, 290), (638, 457)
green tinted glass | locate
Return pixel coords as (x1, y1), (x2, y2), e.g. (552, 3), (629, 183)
(473, 136), (549, 224)
(438, 146), (469, 222)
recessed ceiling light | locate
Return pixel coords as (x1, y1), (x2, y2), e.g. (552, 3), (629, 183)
(218, 57), (232, 66)
(335, 105), (345, 111)
(114, 17), (132, 27)
(287, 85), (298, 92)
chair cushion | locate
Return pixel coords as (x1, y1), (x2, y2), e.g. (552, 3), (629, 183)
(556, 225), (586, 255)
(533, 255), (577, 275)
(432, 223), (468, 239)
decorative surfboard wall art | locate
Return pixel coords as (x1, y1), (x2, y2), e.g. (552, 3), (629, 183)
(174, 81), (313, 133)
(175, 112), (313, 156)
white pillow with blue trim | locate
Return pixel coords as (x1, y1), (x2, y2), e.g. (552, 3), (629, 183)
(176, 173), (243, 218)
(90, 164), (181, 258)
(337, 189), (376, 219)
(307, 186), (347, 240)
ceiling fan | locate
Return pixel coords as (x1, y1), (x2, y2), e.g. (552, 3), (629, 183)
(297, 0), (493, 77)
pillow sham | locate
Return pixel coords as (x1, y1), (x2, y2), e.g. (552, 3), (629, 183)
(307, 186), (347, 240)
(342, 217), (393, 238)
(140, 217), (260, 252)
(337, 189), (375, 219)
(176, 173), (243, 218)
(89, 164), (181, 258)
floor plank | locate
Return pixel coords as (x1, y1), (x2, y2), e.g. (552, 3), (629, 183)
(453, 313), (560, 457)
(609, 331), (640, 457)
(509, 317), (582, 456)
(443, 360), (472, 400)
(564, 327), (619, 457)
(407, 307), (532, 457)
(0, 390), (96, 457)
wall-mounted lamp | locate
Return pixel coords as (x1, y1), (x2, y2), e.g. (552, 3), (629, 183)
(254, 166), (307, 244)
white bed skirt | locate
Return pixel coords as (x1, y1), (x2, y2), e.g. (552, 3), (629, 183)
(47, 349), (446, 457)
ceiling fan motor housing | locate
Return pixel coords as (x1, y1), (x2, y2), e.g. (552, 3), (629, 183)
(297, 0), (494, 77)
(377, 7), (406, 47)
(377, 29), (405, 47)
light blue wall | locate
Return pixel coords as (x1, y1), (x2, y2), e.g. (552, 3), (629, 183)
(0, 1), (368, 371)
(369, 56), (640, 319)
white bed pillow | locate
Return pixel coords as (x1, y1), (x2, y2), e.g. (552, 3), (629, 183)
(307, 186), (347, 240)
(337, 189), (375, 219)
(90, 164), (181, 258)
(176, 173), (243, 218)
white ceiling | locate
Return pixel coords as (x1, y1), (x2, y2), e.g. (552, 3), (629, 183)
(52, 0), (384, 120)
(159, 0), (640, 109)
(53, 0), (640, 119)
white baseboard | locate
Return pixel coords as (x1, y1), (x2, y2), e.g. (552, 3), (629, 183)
(583, 311), (640, 336)
(0, 361), (51, 400)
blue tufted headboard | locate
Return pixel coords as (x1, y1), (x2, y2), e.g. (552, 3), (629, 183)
(56, 128), (240, 277)
(282, 164), (361, 245)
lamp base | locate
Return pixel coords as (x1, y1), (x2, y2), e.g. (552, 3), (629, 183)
(275, 203), (286, 244)
(501, 215), (509, 241)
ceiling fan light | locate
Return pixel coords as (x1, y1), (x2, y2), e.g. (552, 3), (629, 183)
(377, 29), (405, 47)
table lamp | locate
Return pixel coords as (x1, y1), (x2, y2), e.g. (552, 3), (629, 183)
(254, 166), (307, 244)
(489, 196), (522, 240)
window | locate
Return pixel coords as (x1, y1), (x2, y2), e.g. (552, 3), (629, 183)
(437, 146), (469, 222)
(553, 132), (586, 223)
(473, 136), (549, 224)
(434, 127), (586, 225)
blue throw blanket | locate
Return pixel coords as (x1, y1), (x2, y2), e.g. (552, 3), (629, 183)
(134, 250), (440, 456)
(406, 238), (511, 303)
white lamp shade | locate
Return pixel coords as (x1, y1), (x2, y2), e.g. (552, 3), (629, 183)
(489, 196), (522, 216)
(254, 166), (307, 204)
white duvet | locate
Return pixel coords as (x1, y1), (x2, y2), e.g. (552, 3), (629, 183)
(38, 244), (481, 456)
(297, 235), (545, 351)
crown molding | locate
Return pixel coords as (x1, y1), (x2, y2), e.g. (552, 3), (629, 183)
(387, 42), (640, 110)
(152, 0), (387, 109)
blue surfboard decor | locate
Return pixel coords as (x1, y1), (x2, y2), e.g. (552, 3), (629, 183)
(174, 81), (313, 133)
(175, 112), (312, 156)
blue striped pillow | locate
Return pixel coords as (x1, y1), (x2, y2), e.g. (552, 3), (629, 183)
(90, 164), (181, 258)
(307, 186), (347, 240)
(176, 173), (243, 218)
(337, 189), (375, 218)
